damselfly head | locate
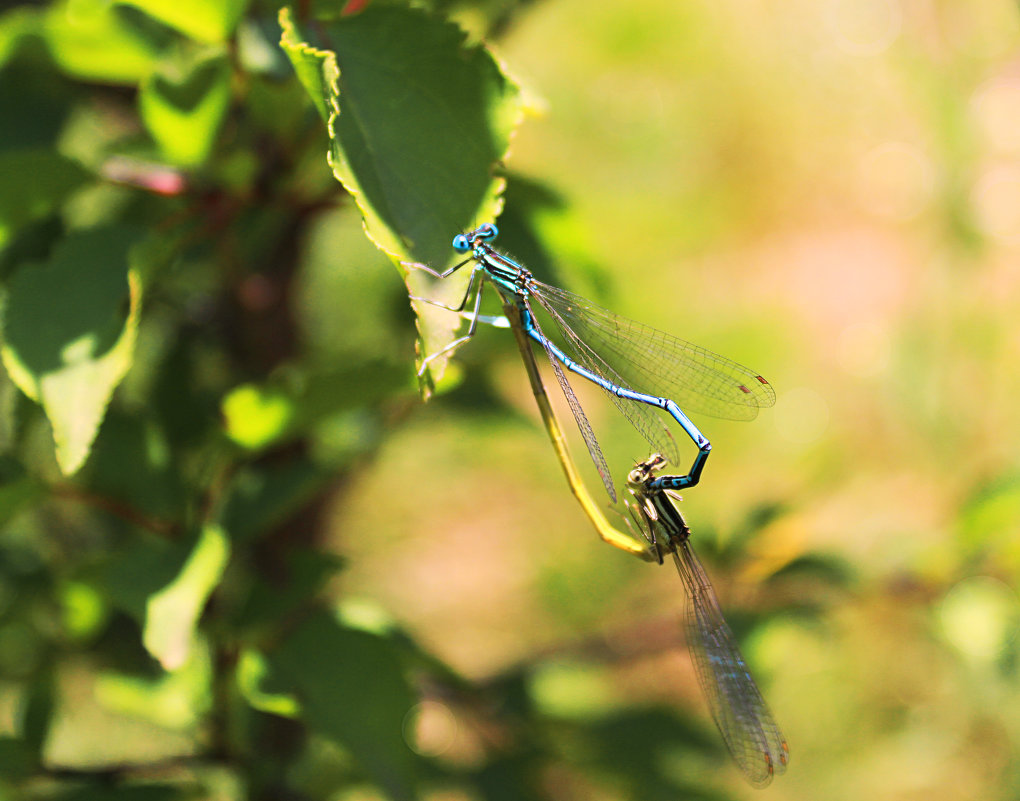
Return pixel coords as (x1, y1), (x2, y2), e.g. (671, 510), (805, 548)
(453, 223), (499, 253)
(627, 453), (670, 486)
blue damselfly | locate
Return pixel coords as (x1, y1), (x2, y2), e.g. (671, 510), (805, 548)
(411, 224), (774, 501)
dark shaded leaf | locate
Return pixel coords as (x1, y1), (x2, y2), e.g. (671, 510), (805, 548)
(270, 610), (419, 801)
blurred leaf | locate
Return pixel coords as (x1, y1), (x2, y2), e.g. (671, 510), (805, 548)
(767, 552), (855, 589)
(237, 17), (292, 78)
(79, 410), (184, 523)
(0, 7), (42, 69)
(237, 548), (345, 631)
(0, 216), (64, 282)
(218, 458), (334, 542)
(1, 226), (143, 475)
(96, 638), (212, 729)
(278, 5), (523, 385)
(100, 535), (190, 621)
(527, 659), (619, 719)
(59, 579), (110, 640)
(237, 648), (300, 717)
(122, 0), (249, 43)
(0, 457), (44, 527)
(957, 475), (1020, 555)
(0, 736), (35, 780)
(144, 523), (230, 670)
(21, 667), (56, 757)
(0, 149), (90, 249)
(287, 362), (413, 423)
(139, 48), (231, 167)
(270, 610), (418, 801)
(473, 756), (544, 801)
(46, 785), (190, 801)
(563, 708), (727, 801)
(222, 383), (296, 449)
(43, 1), (167, 84)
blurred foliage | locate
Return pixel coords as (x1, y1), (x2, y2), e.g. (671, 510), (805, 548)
(1, 0), (1019, 800)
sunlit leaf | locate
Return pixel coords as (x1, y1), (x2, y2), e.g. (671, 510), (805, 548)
(121, 0), (249, 43)
(957, 475), (1020, 554)
(144, 524), (230, 671)
(43, 0), (166, 84)
(59, 580), (110, 640)
(270, 611), (418, 801)
(96, 639), (212, 729)
(139, 48), (231, 167)
(221, 383), (295, 450)
(278, 8), (335, 123)
(278, 5), (523, 387)
(236, 648), (300, 717)
(1, 225), (143, 475)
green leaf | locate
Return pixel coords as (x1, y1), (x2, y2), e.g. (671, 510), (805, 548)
(139, 48), (232, 167)
(120, 0), (249, 43)
(0, 149), (90, 250)
(43, 1), (166, 84)
(270, 611), (418, 801)
(144, 524), (230, 670)
(1, 225), (143, 475)
(278, 5), (523, 385)
(278, 8), (336, 123)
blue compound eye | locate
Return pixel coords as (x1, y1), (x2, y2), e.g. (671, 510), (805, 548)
(452, 234), (470, 252)
(477, 223), (498, 241)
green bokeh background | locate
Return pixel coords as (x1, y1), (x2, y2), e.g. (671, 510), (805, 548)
(2, 0), (1020, 799)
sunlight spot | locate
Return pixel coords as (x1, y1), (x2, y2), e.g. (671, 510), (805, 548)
(939, 576), (1018, 663)
(403, 700), (459, 757)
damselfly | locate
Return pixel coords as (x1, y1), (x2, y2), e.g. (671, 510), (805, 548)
(410, 223), (774, 501)
(626, 454), (789, 787)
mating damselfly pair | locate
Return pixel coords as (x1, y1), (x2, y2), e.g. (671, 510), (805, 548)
(409, 223), (787, 785)
(410, 223), (775, 502)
